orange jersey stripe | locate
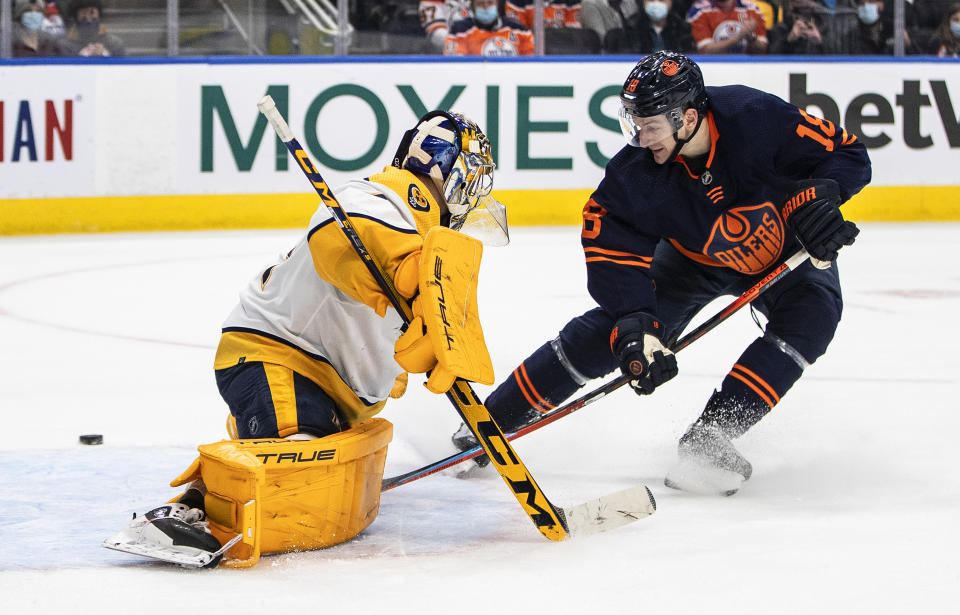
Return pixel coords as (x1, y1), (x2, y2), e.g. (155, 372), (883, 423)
(585, 256), (652, 268)
(584, 247), (652, 261)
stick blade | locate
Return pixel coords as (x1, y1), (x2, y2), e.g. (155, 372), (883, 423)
(562, 484), (656, 538)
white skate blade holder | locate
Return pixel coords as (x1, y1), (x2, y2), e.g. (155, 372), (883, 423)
(102, 525), (242, 569)
(664, 457), (745, 497)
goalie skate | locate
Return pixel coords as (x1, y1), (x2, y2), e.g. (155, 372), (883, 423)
(451, 422), (491, 474)
(102, 502), (238, 569)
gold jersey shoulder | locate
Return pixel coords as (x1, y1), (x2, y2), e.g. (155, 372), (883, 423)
(307, 167), (446, 317)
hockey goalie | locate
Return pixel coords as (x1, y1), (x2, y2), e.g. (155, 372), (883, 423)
(103, 110), (507, 568)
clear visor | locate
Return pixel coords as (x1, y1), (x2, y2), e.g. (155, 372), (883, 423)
(618, 105), (678, 148)
(450, 194), (510, 247)
(443, 152), (495, 217)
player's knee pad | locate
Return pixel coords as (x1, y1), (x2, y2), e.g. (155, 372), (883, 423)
(170, 418), (393, 568)
(557, 308), (619, 380)
(765, 282), (842, 364)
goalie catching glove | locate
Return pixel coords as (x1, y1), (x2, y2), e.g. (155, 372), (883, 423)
(393, 227), (495, 394)
(610, 311), (678, 396)
(781, 178), (859, 263)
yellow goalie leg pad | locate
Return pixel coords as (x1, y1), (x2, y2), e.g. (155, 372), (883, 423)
(418, 226), (495, 393)
(170, 418), (393, 568)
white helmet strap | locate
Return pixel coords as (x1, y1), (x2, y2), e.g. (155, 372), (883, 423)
(407, 115), (458, 191)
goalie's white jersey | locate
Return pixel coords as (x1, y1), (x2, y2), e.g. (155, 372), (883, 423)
(215, 167), (445, 425)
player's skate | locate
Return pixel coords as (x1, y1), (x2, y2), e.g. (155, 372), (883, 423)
(451, 422), (490, 475)
(664, 420), (753, 496)
(103, 494), (235, 568)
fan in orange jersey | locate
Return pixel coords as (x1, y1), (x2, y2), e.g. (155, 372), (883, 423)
(686, 0), (767, 54)
(419, 0), (472, 51)
(444, 0), (535, 55)
(505, 0), (582, 29)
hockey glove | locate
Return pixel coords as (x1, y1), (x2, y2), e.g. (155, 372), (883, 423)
(782, 179), (859, 263)
(610, 312), (678, 396)
(394, 297), (437, 374)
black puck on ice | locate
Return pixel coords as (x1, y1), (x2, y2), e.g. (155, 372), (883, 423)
(79, 434), (103, 445)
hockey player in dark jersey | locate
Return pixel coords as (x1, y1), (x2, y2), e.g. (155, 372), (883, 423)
(453, 51), (868, 495)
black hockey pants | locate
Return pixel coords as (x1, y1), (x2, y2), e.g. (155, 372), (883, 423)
(485, 240), (844, 435)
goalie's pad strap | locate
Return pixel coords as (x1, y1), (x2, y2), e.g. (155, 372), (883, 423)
(418, 227), (494, 392)
(170, 419), (392, 568)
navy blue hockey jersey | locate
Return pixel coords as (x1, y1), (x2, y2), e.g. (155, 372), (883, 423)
(583, 85), (872, 318)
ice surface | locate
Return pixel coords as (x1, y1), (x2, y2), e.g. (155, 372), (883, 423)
(1, 224), (958, 613)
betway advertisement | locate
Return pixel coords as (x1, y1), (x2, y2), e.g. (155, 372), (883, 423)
(1, 59), (958, 200)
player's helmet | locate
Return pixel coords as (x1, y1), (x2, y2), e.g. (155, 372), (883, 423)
(619, 51), (708, 147)
(393, 110), (495, 221)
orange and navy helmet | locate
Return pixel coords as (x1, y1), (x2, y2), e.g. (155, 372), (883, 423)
(620, 51), (708, 126)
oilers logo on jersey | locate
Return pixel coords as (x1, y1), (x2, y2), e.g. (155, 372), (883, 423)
(704, 203), (784, 274)
(481, 36), (519, 56)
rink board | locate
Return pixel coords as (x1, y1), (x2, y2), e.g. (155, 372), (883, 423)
(1, 56), (958, 233)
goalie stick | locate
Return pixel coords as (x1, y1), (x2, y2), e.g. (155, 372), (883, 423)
(381, 247), (818, 491)
(258, 96), (654, 540)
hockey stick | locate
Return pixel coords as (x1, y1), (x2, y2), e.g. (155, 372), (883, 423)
(382, 247), (816, 490)
(258, 96), (653, 540)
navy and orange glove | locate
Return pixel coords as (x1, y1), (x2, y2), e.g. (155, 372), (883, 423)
(782, 178), (859, 263)
(610, 312), (678, 396)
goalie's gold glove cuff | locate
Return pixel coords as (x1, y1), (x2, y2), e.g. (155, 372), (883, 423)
(394, 316), (437, 374)
(425, 366), (457, 395)
(394, 251), (421, 299)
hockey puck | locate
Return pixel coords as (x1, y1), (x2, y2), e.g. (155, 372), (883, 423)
(79, 434), (103, 445)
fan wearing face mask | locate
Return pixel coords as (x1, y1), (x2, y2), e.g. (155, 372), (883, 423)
(628, 0), (696, 52)
(928, 2), (960, 55)
(443, 0), (535, 55)
(62, 0), (125, 57)
(12, 0), (64, 57)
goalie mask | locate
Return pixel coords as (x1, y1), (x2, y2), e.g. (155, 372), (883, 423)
(393, 110), (498, 227)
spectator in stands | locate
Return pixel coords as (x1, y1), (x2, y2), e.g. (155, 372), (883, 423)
(420, 0), (472, 52)
(506, 0), (583, 29)
(12, 0), (64, 57)
(927, 2), (960, 55)
(687, 0), (768, 53)
(582, 0), (641, 48)
(769, 4), (827, 53)
(635, 0), (695, 51)
(62, 0), (125, 57)
(444, 0), (535, 55)
(604, 0), (695, 52)
(848, 0), (920, 53)
(850, 0), (887, 53)
(42, 1), (65, 37)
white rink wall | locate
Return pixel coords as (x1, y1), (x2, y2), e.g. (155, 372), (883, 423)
(1, 57), (958, 232)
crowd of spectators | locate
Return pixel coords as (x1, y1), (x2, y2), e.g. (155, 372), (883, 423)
(6, 0), (959, 58)
(10, 0), (125, 57)
(424, 0), (960, 56)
